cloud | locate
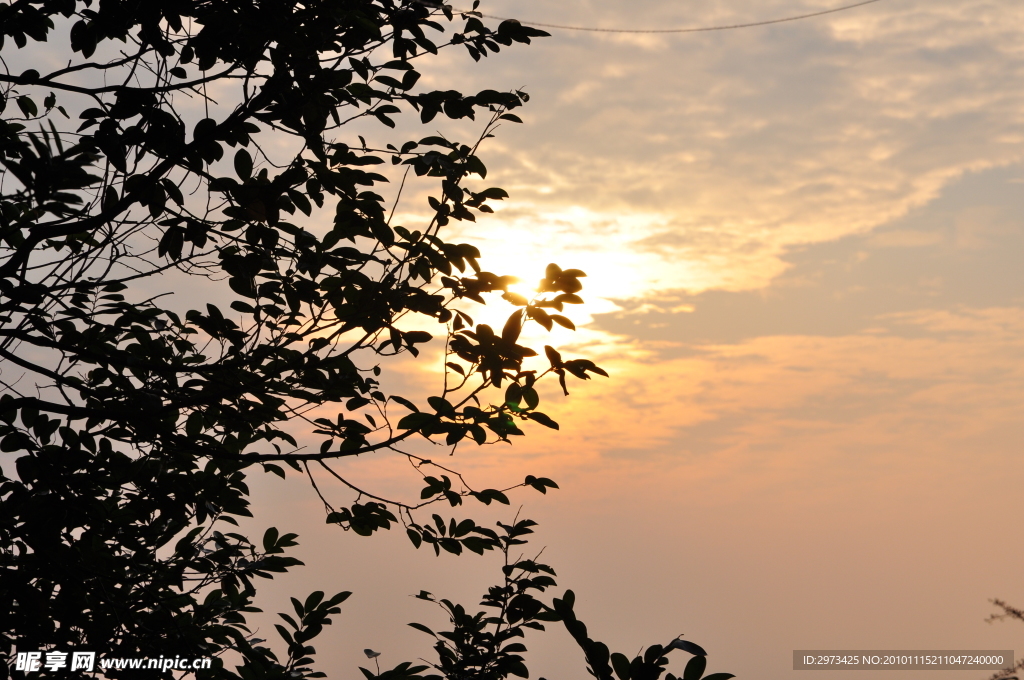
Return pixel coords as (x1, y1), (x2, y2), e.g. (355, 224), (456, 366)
(207, 7), (1024, 680)
(423, 0), (1024, 301)
(589, 163), (1024, 346)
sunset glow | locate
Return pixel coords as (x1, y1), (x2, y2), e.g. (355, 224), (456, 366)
(18, 1), (1015, 678)
(249, 2), (1024, 678)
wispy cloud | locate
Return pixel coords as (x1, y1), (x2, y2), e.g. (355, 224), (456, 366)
(429, 0), (1024, 301)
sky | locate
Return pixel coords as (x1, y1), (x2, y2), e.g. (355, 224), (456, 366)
(10, 0), (1023, 678)
(234, 1), (1024, 678)
(233, 1), (1024, 679)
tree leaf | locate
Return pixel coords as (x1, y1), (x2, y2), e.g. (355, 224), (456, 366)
(683, 655), (706, 680)
(611, 653), (631, 680)
(526, 412), (559, 430)
(408, 622), (435, 636)
(234, 149), (253, 180)
(670, 640), (707, 657)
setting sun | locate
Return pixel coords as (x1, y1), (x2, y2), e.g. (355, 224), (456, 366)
(5, 1), (1024, 680)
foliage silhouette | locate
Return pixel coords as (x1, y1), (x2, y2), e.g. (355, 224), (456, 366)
(370, 519), (732, 680)
(984, 600), (1024, 680)
(0, 0), (729, 679)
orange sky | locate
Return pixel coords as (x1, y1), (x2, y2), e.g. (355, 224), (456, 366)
(119, 1), (1024, 678)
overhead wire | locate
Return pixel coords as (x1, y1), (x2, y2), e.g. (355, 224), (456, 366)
(418, 0), (885, 34)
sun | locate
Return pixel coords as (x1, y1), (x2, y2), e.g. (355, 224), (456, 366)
(505, 274), (541, 300)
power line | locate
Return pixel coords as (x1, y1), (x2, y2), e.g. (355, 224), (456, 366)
(424, 0), (885, 34)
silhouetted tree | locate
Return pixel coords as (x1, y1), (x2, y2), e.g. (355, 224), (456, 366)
(0, 1), (730, 679)
(985, 600), (1024, 680)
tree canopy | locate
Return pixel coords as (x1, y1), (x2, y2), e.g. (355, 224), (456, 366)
(0, 1), (731, 679)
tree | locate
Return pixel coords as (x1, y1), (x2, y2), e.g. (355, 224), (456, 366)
(983, 600), (1024, 680)
(0, 1), (731, 679)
